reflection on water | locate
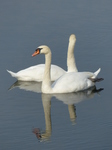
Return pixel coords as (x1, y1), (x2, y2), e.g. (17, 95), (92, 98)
(33, 94), (52, 142)
(8, 80), (54, 93)
(9, 81), (103, 142)
(68, 104), (76, 124)
(8, 81), (42, 93)
(33, 88), (103, 142)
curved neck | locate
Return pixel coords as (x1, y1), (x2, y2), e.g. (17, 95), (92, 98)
(42, 52), (52, 93)
(67, 41), (78, 72)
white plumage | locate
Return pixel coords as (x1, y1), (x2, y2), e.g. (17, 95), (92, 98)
(32, 45), (103, 94)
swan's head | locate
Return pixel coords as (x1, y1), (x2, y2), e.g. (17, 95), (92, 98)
(32, 45), (51, 56)
(69, 34), (76, 43)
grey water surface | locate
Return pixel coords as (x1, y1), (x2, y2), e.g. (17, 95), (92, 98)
(0, 1), (112, 150)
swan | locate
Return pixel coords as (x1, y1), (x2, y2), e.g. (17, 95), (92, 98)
(32, 45), (103, 94)
(7, 34), (77, 81)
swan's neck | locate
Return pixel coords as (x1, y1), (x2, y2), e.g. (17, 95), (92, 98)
(67, 41), (78, 72)
(42, 52), (52, 93)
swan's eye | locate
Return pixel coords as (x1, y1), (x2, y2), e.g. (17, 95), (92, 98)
(36, 48), (42, 52)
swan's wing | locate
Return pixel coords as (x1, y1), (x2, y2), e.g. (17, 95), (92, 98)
(52, 72), (94, 93)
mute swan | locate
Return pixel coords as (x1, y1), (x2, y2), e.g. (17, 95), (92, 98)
(7, 34), (77, 81)
(32, 45), (103, 94)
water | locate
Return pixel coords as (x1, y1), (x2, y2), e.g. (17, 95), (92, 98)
(0, 0), (112, 149)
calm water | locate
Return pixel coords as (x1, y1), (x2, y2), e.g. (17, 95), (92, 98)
(0, 1), (112, 149)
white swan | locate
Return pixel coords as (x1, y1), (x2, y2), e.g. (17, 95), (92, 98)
(7, 34), (77, 81)
(32, 45), (103, 94)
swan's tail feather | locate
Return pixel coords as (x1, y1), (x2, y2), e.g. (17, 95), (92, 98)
(89, 77), (104, 82)
(7, 70), (17, 77)
(93, 68), (101, 78)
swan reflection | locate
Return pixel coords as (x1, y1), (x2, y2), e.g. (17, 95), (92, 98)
(9, 81), (103, 141)
(33, 94), (52, 141)
(32, 88), (103, 142)
(8, 80), (42, 93)
(54, 86), (101, 104)
(8, 80), (54, 93)
(32, 93), (77, 142)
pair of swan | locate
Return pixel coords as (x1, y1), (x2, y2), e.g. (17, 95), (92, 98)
(7, 34), (77, 81)
(7, 34), (103, 93)
(31, 45), (103, 93)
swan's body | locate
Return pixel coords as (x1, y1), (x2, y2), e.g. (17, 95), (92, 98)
(32, 45), (103, 94)
(7, 34), (77, 81)
(7, 64), (65, 82)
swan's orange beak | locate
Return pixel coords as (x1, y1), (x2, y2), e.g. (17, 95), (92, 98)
(32, 49), (40, 57)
